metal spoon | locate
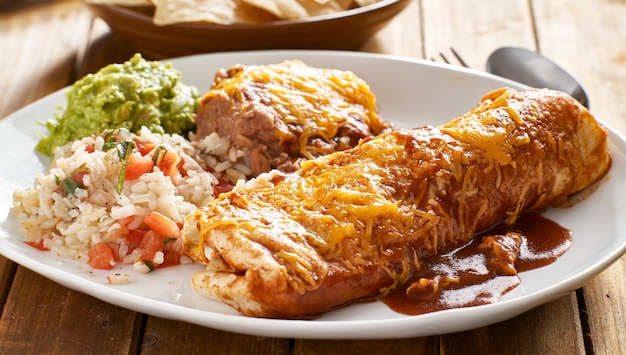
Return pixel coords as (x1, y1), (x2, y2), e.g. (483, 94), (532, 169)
(486, 46), (589, 108)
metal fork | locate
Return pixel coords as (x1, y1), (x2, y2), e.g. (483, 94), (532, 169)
(431, 48), (470, 68)
(432, 47), (590, 108)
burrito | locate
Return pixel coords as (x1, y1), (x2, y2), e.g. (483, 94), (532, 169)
(182, 88), (610, 319)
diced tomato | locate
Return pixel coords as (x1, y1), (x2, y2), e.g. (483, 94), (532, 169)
(177, 159), (188, 177)
(116, 215), (134, 226)
(139, 230), (165, 265)
(161, 250), (181, 267)
(72, 171), (88, 185)
(84, 143), (95, 153)
(144, 211), (181, 239)
(25, 240), (48, 251)
(125, 153), (154, 180)
(54, 170), (88, 196)
(213, 179), (234, 197)
(158, 151), (180, 177)
(88, 243), (116, 270)
(135, 140), (156, 156)
(126, 229), (147, 251)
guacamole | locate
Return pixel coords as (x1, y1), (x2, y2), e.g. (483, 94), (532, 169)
(36, 53), (200, 157)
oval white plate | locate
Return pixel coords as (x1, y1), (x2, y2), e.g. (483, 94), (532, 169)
(1, 50), (625, 339)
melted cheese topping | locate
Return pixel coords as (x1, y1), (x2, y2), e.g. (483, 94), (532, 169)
(211, 60), (389, 158)
(226, 134), (414, 259)
(441, 91), (522, 165)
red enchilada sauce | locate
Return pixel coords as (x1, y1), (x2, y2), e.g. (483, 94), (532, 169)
(382, 213), (571, 315)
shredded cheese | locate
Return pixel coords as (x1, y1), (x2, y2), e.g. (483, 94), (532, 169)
(210, 60), (388, 159)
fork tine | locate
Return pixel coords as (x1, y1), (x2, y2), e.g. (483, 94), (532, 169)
(437, 53), (452, 64)
(432, 49), (470, 68)
(450, 47), (469, 68)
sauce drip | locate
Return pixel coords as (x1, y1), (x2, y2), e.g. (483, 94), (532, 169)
(382, 213), (571, 315)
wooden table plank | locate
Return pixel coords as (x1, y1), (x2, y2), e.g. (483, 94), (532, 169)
(440, 294), (585, 354)
(532, 1), (626, 353)
(421, 0), (536, 68)
(78, 17), (142, 76)
(0, 0), (91, 116)
(0, 267), (140, 354)
(361, 0), (422, 57)
(294, 336), (438, 354)
(532, 0), (626, 130)
(0, 258), (17, 309)
(0, 1), (141, 354)
(140, 317), (291, 355)
(582, 261), (626, 354)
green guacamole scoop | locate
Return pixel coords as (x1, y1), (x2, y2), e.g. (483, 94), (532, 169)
(36, 53), (199, 157)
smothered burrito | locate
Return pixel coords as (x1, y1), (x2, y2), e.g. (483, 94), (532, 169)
(182, 88), (610, 319)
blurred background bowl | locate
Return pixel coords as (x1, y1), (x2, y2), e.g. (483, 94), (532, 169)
(87, 0), (411, 59)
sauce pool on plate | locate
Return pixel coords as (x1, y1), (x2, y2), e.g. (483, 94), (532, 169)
(382, 213), (572, 315)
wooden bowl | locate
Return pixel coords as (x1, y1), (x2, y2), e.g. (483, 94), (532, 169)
(87, 0), (411, 59)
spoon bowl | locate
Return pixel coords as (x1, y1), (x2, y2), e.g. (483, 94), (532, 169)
(486, 47), (589, 108)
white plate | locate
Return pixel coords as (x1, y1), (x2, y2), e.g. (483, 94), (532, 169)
(1, 50), (625, 339)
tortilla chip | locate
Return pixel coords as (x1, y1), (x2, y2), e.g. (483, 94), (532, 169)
(152, 0), (276, 25)
(354, 0), (381, 6)
(86, 0), (153, 6)
(296, 0), (353, 17)
(242, 0), (308, 19)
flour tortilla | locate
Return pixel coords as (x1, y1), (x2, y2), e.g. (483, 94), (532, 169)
(86, 0), (153, 6)
(152, 0), (276, 25)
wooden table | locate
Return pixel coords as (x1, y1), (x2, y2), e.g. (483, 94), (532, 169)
(1, 0), (624, 353)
